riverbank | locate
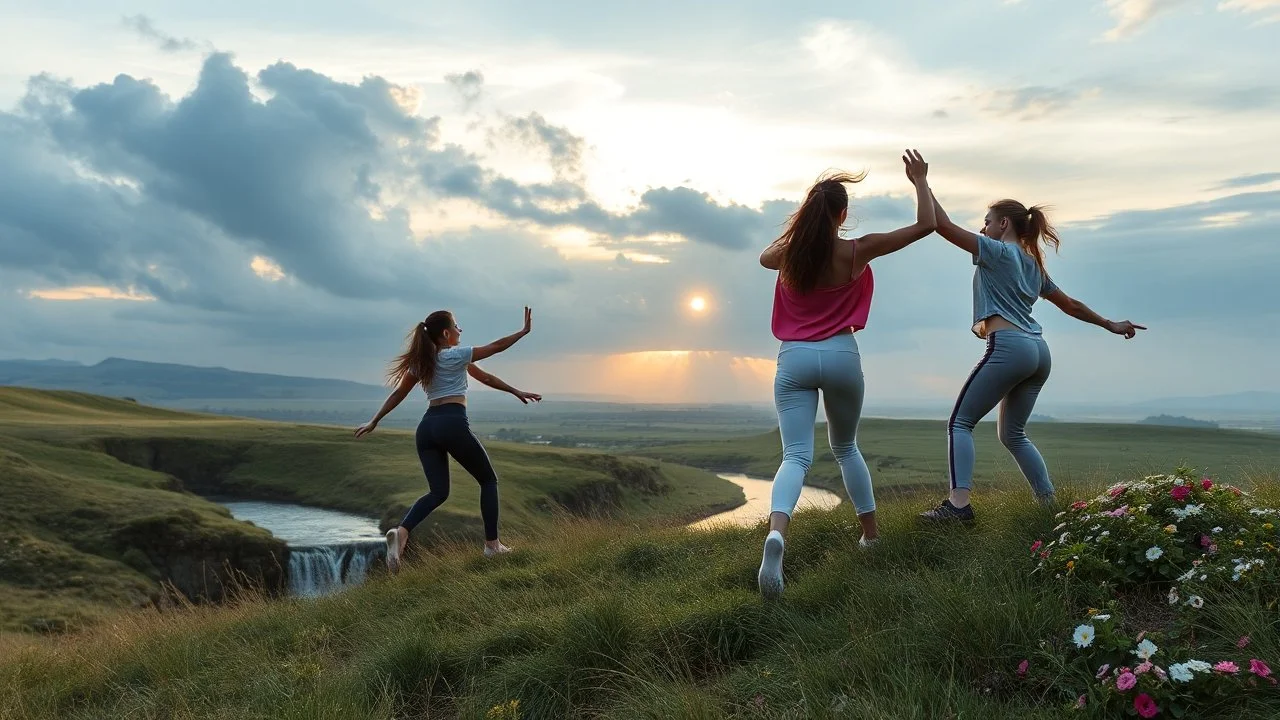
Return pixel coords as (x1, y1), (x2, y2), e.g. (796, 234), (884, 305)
(0, 388), (742, 633)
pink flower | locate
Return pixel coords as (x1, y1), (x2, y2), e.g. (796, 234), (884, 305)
(1250, 659), (1272, 678)
(754, 694), (765, 708)
(1107, 505), (1130, 518)
(1109, 486), (1127, 498)
(1201, 477), (1213, 490)
(1116, 671), (1137, 691)
(1238, 636), (1251, 649)
(1072, 500), (1089, 510)
(1201, 535), (1213, 548)
(1016, 659), (1029, 676)
(1040, 550), (1050, 559)
(1134, 693), (1160, 718)
(1135, 661), (1153, 675)
(1209, 544), (1219, 554)
(1076, 695), (1087, 708)
(1231, 487), (1242, 496)
(1171, 486), (1192, 503)
(1096, 663), (1111, 679)
(1030, 540), (1043, 554)
(1153, 665), (1167, 681)
(1214, 661), (1240, 674)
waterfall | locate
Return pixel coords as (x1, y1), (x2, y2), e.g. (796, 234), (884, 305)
(287, 541), (384, 597)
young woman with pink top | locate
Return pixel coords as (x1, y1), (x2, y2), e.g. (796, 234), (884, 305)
(755, 150), (935, 598)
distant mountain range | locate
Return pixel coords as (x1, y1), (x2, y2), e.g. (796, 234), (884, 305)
(0, 358), (386, 401)
(2, 358), (1278, 417)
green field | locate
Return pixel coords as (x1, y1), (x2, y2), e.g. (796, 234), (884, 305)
(0, 388), (741, 633)
(3, 480), (1279, 719)
(635, 418), (1280, 499)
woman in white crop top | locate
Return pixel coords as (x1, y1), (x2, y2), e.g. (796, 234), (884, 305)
(356, 307), (539, 572)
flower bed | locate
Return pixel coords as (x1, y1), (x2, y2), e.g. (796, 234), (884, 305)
(1028, 468), (1279, 717)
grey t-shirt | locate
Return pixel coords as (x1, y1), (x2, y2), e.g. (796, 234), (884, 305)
(971, 235), (1057, 337)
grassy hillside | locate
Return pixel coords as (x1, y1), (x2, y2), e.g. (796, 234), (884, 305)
(636, 418), (1280, 496)
(0, 388), (742, 633)
(2, 475), (1278, 720)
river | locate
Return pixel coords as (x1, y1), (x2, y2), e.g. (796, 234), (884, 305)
(215, 473), (843, 596)
(215, 499), (386, 598)
(689, 473), (843, 530)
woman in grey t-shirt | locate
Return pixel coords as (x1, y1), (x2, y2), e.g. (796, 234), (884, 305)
(356, 307), (540, 572)
(918, 194), (1145, 523)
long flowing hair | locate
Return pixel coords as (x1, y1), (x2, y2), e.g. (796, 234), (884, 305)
(769, 171), (866, 293)
(388, 310), (453, 389)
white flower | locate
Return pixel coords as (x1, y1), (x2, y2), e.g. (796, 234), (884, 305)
(1187, 595), (1204, 609)
(1093, 614), (1112, 621)
(1185, 660), (1212, 673)
(1178, 569), (1196, 582)
(1054, 522), (1066, 531)
(1133, 639), (1159, 660)
(1100, 531), (1110, 538)
(1169, 663), (1194, 683)
(1212, 526), (1223, 534)
(1168, 588), (1180, 604)
(1146, 546), (1164, 561)
(1091, 524), (1102, 531)
(1059, 532), (1070, 544)
(1055, 511), (1066, 519)
(1185, 504), (1202, 516)
(1174, 478), (1186, 487)
(1073, 624), (1096, 648)
(1085, 536), (1094, 543)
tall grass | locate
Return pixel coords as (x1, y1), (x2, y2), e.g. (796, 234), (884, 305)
(7, 471), (1275, 719)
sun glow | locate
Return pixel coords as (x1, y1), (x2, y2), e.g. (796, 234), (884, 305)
(688, 295), (708, 313)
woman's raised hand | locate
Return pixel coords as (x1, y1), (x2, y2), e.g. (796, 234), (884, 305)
(902, 149), (929, 184)
(522, 306), (532, 335)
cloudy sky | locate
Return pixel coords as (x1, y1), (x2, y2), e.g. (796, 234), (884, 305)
(2, 0), (1278, 406)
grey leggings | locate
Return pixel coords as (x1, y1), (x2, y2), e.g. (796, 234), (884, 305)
(401, 403), (500, 540)
(948, 329), (1053, 498)
(769, 332), (875, 516)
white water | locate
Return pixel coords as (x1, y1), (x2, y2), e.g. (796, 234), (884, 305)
(688, 473), (843, 530)
(216, 500), (385, 597)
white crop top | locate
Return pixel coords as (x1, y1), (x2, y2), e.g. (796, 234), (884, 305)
(413, 346), (472, 400)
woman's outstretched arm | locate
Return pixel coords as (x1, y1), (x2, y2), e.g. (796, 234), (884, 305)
(355, 372), (417, 438)
(1043, 288), (1146, 338)
(854, 149), (937, 261)
(468, 364), (542, 404)
(471, 307), (533, 362)
(931, 192), (983, 256)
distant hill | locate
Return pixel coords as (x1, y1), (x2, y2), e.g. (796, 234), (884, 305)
(1139, 414), (1220, 429)
(0, 358), (387, 401)
(1130, 391), (1280, 415)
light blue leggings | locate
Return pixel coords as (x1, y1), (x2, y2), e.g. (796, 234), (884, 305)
(770, 332), (875, 516)
(948, 329), (1054, 498)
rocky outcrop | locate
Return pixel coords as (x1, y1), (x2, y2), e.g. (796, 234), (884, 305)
(111, 509), (289, 602)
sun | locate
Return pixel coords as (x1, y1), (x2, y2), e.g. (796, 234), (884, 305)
(689, 296), (708, 313)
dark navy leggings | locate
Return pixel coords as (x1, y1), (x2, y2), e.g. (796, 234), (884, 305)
(400, 403), (500, 541)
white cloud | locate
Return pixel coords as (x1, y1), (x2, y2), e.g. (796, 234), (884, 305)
(1103, 0), (1197, 40)
(26, 285), (155, 301)
(1218, 0), (1280, 21)
(250, 256), (286, 282)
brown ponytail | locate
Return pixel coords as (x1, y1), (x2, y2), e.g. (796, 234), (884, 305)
(389, 310), (453, 389)
(770, 170), (866, 294)
(988, 199), (1061, 276)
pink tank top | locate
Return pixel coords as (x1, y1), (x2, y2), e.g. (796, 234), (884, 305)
(771, 266), (874, 341)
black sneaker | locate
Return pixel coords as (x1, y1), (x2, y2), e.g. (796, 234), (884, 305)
(919, 499), (975, 524)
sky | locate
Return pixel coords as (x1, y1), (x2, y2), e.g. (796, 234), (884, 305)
(2, 0), (1278, 406)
